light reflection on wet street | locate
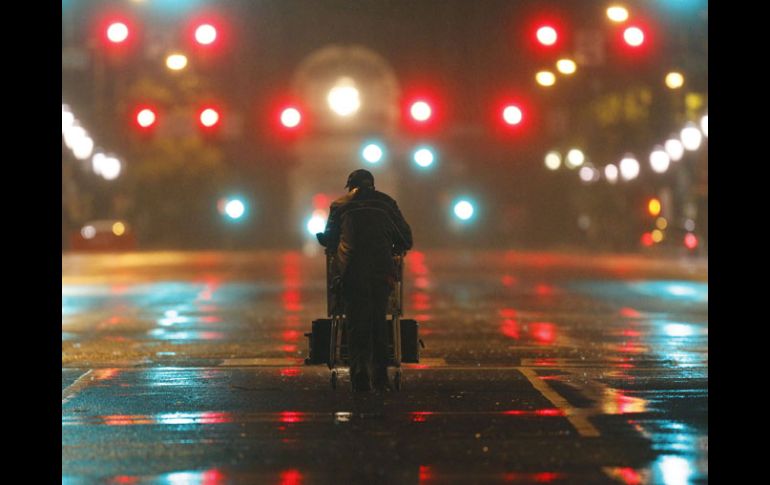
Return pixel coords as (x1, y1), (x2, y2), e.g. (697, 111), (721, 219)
(62, 251), (707, 483)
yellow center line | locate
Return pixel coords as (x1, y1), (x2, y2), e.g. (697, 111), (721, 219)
(518, 367), (601, 438)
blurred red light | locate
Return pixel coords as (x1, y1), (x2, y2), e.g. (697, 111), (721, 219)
(502, 105), (523, 125)
(135, 108), (156, 128)
(410, 100), (432, 122)
(199, 108), (220, 128)
(623, 26), (645, 47)
(195, 23), (218, 45)
(536, 25), (558, 46)
(641, 233), (654, 247)
(106, 22), (129, 43)
(684, 233), (698, 250)
(280, 107), (302, 128)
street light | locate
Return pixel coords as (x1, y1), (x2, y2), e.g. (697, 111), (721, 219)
(619, 155), (640, 180)
(328, 78), (361, 117)
(453, 199), (475, 221)
(607, 6), (629, 23)
(681, 122), (703, 151)
(535, 71), (556, 87)
(604, 164), (619, 184)
(665, 71), (684, 89)
(136, 108), (157, 128)
(565, 148), (584, 169)
(166, 53), (188, 71)
(556, 59), (577, 75)
(664, 138), (685, 161)
(649, 146), (671, 173)
(544, 151), (561, 170)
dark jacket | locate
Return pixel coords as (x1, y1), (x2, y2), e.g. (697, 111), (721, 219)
(322, 187), (413, 280)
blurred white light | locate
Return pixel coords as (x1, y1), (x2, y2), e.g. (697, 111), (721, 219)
(453, 200), (474, 221)
(535, 71), (556, 87)
(579, 166), (594, 182)
(166, 53), (188, 71)
(328, 79), (360, 117)
(665, 72), (684, 89)
(81, 225), (96, 240)
(107, 22), (129, 43)
(72, 136), (94, 160)
(578, 214), (591, 231)
(306, 211), (327, 235)
(700, 114), (708, 137)
(657, 455), (693, 485)
(681, 123), (703, 151)
(619, 155), (640, 180)
(410, 101), (432, 121)
(503, 106), (523, 125)
(544, 151), (561, 170)
(101, 156), (122, 180)
(91, 153), (106, 175)
(225, 200), (245, 219)
(684, 219), (695, 232)
(604, 164), (619, 184)
(649, 146), (671, 173)
(665, 138), (685, 161)
(63, 125), (86, 150)
(62, 110), (74, 133)
(281, 108), (301, 128)
(414, 148), (435, 168)
(664, 323), (695, 337)
(565, 148), (584, 168)
(607, 6), (629, 22)
(362, 143), (384, 164)
(624, 27), (644, 47)
(536, 26), (557, 46)
(556, 59), (577, 75)
(195, 24), (217, 45)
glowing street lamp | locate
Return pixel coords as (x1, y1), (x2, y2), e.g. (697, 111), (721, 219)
(536, 71), (556, 87)
(166, 53), (188, 71)
(665, 138), (685, 161)
(556, 59), (577, 75)
(607, 6), (629, 23)
(649, 146), (671, 173)
(544, 151), (561, 170)
(681, 122), (703, 151)
(565, 148), (584, 169)
(665, 71), (684, 89)
(619, 155), (640, 181)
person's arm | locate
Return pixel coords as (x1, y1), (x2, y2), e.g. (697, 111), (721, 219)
(321, 203), (341, 250)
(390, 200), (413, 251)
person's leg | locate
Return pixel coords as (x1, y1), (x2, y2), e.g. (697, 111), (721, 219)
(370, 278), (392, 390)
(344, 275), (374, 391)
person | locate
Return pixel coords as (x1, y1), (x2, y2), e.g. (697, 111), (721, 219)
(317, 169), (413, 392)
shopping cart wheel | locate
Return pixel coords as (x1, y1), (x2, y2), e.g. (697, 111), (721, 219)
(394, 369), (402, 391)
(331, 370), (338, 390)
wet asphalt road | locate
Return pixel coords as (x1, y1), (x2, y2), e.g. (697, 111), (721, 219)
(62, 250), (707, 484)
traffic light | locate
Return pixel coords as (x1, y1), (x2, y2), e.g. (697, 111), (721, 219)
(535, 25), (558, 47)
(410, 100), (432, 123)
(502, 104), (523, 126)
(280, 107), (302, 129)
(106, 21), (129, 44)
(199, 107), (221, 129)
(194, 23), (218, 46)
(647, 197), (661, 217)
(412, 146), (436, 169)
(623, 26), (645, 47)
(135, 107), (157, 129)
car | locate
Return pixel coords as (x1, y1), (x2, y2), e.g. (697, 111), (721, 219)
(69, 220), (137, 252)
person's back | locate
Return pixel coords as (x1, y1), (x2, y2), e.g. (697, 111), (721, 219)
(320, 169), (413, 391)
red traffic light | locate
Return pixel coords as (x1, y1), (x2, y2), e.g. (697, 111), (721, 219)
(623, 26), (645, 47)
(135, 107), (157, 129)
(280, 107), (302, 128)
(502, 104), (523, 126)
(106, 21), (129, 44)
(194, 23), (218, 46)
(410, 100), (432, 123)
(535, 25), (558, 46)
(199, 107), (221, 128)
